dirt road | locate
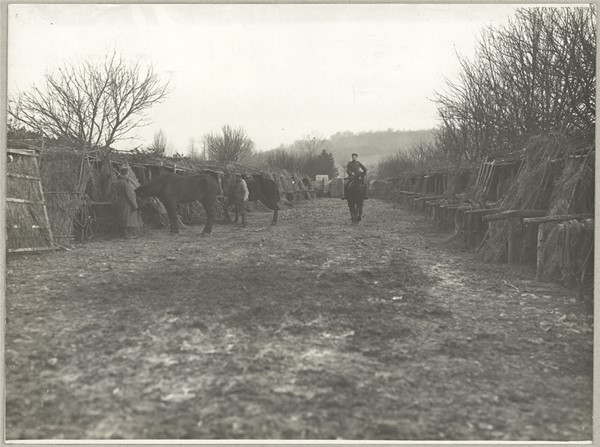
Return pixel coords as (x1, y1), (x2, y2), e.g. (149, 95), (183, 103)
(5, 198), (593, 440)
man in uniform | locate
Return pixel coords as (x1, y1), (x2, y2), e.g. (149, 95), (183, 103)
(232, 173), (249, 226)
(342, 153), (369, 200)
(114, 166), (139, 238)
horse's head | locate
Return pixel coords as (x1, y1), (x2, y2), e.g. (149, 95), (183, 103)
(134, 183), (151, 199)
(246, 174), (261, 202)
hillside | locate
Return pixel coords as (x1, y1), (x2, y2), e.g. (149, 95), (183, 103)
(328, 129), (436, 163)
(259, 128), (437, 176)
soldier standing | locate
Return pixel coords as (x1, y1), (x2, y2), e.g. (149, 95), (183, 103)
(114, 166), (138, 238)
(233, 173), (249, 227)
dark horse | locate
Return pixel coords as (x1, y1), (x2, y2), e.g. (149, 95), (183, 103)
(247, 174), (281, 225)
(222, 174), (281, 225)
(346, 175), (365, 223)
(135, 173), (219, 235)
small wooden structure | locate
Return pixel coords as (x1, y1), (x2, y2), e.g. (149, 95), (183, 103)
(6, 146), (55, 253)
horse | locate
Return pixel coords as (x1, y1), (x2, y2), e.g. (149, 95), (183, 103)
(222, 174), (281, 225)
(247, 174), (281, 225)
(135, 173), (219, 235)
(346, 174), (365, 223)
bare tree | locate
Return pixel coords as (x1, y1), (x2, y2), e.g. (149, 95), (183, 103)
(434, 6), (596, 162)
(264, 148), (302, 172)
(187, 137), (203, 159)
(203, 125), (254, 163)
(294, 134), (330, 158)
(376, 141), (447, 179)
(8, 51), (171, 153)
(148, 129), (168, 156)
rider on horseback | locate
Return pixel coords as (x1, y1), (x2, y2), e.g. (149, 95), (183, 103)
(342, 153), (369, 200)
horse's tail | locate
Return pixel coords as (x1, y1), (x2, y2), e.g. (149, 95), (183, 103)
(135, 176), (167, 199)
(264, 178), (280, 209)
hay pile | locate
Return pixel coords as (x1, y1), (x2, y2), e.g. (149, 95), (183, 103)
(39, 148), (87, 246)
(542, 149), (594, 289)
(477, 134), (572, 263)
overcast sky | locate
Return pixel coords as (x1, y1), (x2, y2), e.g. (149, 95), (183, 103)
(7, 3), (569, 154)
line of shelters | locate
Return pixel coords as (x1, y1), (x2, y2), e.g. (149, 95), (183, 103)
(6, 139), (316, 252)
(370, 135), (594, 298)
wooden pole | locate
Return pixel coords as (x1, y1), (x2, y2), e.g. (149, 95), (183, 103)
(536, 223), (545, 280)
(8, 246), (58, 253)
(507, 220), (517, 264)
(482, 209), (546, 222)
(523, 214), (593, 225)
(465, 208), (504, 215)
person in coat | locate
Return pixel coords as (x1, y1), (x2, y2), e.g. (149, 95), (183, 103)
(232, 173), (249, 226)
(114, 167), (138, 238)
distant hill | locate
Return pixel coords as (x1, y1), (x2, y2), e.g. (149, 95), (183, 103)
(328, 129), (437, 170)
(266, 128), (438, 177)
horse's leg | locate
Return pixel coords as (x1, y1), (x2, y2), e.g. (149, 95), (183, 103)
(348, 201), (354, 222)
(223, 198), (232, 223)
(240, 202), (248, 227)
(270, 202), (279, 225)
(234, 201), (240, 224)
(357, 200), (363, 222)
(202, 198), (215, 235)
(164, 200), (179, 234)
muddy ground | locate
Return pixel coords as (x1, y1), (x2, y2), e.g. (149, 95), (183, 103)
(5, 198), (593, 440)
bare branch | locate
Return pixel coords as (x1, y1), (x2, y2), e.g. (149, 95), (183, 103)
(8, 51), (171, 153)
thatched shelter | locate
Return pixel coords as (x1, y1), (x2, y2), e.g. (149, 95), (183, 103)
(7, 144), (54, 253)
(7, 140), (315, 246)
(477, 135), (586, 264)
(39, 145), (93, 244)
(371, 133), (594, 294)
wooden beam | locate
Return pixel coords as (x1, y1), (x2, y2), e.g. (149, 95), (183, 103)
(414, 195), (445, 202)
(6, 198), (45, 205)
(7, 148), (40, 157)
(37, 168), (55, 245)
(7, 172), (41, 181)
(465, 208), (504, 215)
(482, 210), (546, 222)
(440, 204), (468, 209)
(8, 246), (57, 253)
(523, 214), (593, 225)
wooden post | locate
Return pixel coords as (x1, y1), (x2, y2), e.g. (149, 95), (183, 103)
(507, 219), (517, 264)
(536, 223), (545, 281)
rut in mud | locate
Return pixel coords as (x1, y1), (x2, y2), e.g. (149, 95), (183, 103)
(5, 198), (593, 440)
